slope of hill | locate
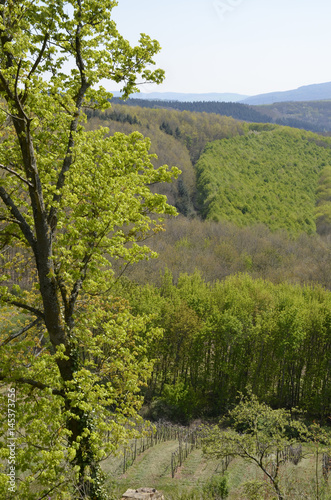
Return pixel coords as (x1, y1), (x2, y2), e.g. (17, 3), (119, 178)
(86, 105), (331, 235)
(85, 103), (331, 237)
(241, 81), (331, 105)
(195, 125), (331, 233)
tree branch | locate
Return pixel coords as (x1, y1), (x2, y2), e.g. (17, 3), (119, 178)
(28, 32), (50, 80)
(21, 30), (51, 104)
(0, 163), (33, 187)
(0, 318), (42, 347)
(14, 58), (22, 102)
(1, 296), (45, 320)
(38, 480), (70, 500)
(47, 6), (90, 233)
(239, 444), (278, 490)
(0, 186), (37, 251)
(0, 372), (64, 397)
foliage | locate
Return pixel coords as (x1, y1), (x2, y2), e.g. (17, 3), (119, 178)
(156, 382), (199, 424)
(116, 215), (331, 291)
(196, 126), (331, 233)
(0, 1), (179, 498)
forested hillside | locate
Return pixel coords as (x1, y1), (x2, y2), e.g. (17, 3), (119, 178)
(114, 217), (331, 290)
(85, 104), (331, 422)
(85, 104), (245, 215)
(87, 105), (331, 234)
(86, 103), (245, 163)
(85, 105), (331, 292)
(111, 96), (331, 134)
(254, 100), (331, 132)
(196, 125), (331, 233)
(110, 97), (270, 123)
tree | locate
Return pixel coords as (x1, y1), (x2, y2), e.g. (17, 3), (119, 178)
(0, 1), (179, 498)
(202, 393), (306, 500)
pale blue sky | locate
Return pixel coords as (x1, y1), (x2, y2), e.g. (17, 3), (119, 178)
(110, 0), (331, 97)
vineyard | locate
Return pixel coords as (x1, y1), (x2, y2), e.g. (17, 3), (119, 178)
(101, 422), (331, 499)
(103, 423), (204, 478)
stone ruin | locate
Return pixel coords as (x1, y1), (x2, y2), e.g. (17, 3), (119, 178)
(121, 487), (164, 500)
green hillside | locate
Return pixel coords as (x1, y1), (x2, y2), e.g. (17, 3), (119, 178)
(196, 125), (331, 233)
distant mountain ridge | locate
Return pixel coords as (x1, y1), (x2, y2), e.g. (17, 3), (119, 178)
(241, 82), (331, 105)
(111, 91), (248, 102)
(112, 82), (331, 106)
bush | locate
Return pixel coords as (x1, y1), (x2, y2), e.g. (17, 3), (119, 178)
(202, 474), (229, 499)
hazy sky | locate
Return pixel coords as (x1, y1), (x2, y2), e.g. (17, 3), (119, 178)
(110, 0), (331, 97)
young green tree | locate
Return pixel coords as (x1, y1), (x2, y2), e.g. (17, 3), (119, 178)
(0, 1), (178, 498)
(203, 393), (306, 500)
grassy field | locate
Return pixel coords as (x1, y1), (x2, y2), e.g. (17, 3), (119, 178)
(102, 440), (331, 499)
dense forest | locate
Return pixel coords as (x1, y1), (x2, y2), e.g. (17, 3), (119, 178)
(83, 103), (331, 424)
(112, 272), (331, 422)
(115, 217), (331, 290)
(87, 105), (331, 233)
(84, 105), (331, 291)
(85, 104), (245, 216)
